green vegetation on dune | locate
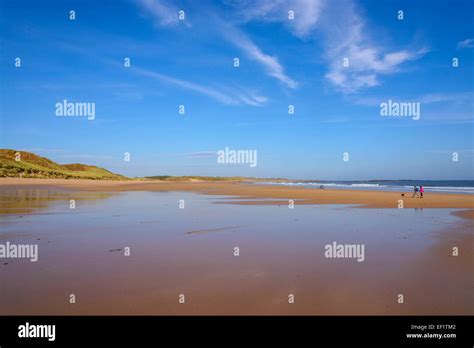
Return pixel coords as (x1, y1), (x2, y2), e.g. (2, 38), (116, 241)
(143, 175), (289, 182)
(0, 149), (127, 180)
(143, 175), (251, 182)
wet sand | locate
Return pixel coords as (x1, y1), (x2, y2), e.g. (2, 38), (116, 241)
(1, 178), (473, 212)
(0, 182), (473, 315)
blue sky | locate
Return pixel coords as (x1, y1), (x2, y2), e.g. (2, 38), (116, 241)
(0, 0), (473, 180)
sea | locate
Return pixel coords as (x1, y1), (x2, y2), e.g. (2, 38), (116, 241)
(254, 180), (474, 194)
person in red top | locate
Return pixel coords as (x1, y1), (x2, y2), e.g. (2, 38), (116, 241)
(420, 185), (424, 198)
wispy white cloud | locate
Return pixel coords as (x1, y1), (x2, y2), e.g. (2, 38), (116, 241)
(58, 39), (267, 107)
(457, 38), (474, 49)
(135, 0), (186, 27)
(418, 91), (474, 104)
(135, 0), (297, 89)
(184, 151), (216, 159)
(149, 151), (216, 159)
(230, 0), (324, 38)
(354, 91), (474, 106)
(130, 65), (268, 106)
(219, 23), (298, 89)
(231, 0), (427, 93)
(136, 0), (426, 93)
(319, 1), (428, 93)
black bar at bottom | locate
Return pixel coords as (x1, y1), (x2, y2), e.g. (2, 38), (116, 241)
(0, 316), (472, 346)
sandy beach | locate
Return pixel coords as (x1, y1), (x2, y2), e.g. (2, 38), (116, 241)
(0, 178), (473, 315)
(1, 178), (474, 210)
(1, 178), (473, 212)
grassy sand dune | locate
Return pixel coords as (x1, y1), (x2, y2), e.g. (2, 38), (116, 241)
(0, 149), (126, 180)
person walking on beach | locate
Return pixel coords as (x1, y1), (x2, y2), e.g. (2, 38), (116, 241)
(412, 185), (419, 198)
(420, 185), (424, 198)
